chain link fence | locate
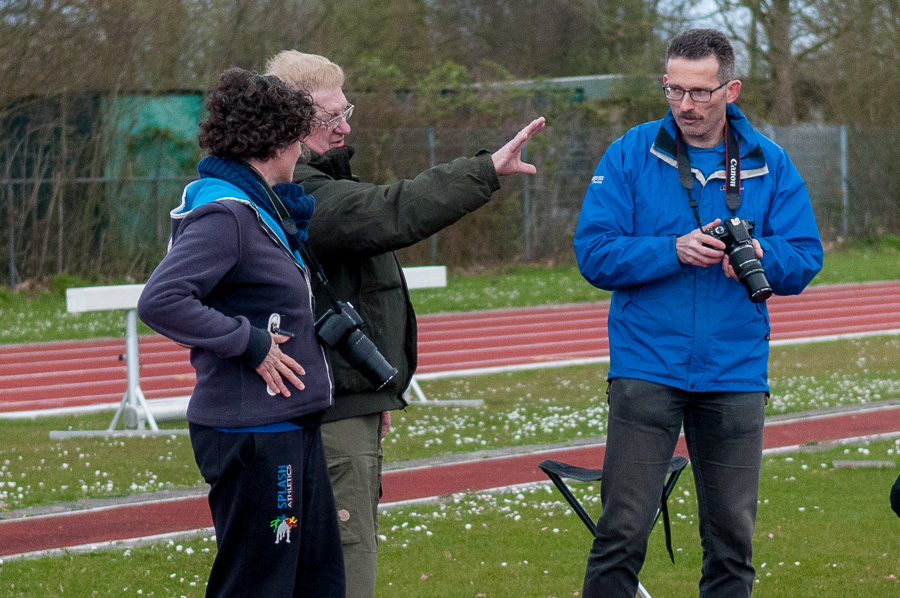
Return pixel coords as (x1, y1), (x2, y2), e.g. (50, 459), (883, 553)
(355, 123), (900, 269)
(2, 123), (899, 285)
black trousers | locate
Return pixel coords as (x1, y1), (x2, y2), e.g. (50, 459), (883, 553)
(190, 423), (345, 598)
(582, 379), (765, 598)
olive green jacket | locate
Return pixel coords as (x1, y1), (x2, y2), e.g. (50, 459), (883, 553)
(295, 146), (501, 423)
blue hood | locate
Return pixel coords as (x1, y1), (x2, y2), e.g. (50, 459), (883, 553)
(172, 157), (315, 266)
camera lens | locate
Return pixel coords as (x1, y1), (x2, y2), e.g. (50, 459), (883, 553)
(728, 244), (772, 303)
(343, 330), (398, 390)
(747, 280), (773, 303)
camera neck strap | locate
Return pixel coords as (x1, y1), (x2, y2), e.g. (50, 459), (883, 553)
(242, 162), (344, 313)
(676, 120), (741, 228)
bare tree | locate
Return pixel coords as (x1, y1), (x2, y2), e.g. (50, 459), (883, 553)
(811, 0), (900, 125)
(710, 0), (861, 124)
(423, 0), (666, 78)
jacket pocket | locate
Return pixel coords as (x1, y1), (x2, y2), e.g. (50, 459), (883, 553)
(237, 433), (257, 467)
(756, 302), (771, 341)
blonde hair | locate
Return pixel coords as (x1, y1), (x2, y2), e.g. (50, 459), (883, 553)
(264, 51), (345, 93)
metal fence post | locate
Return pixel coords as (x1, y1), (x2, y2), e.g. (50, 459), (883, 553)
(840, 124), (849, 238)
(7, 180), (15, 289)
(427, 126), (438, 264)
(522, 144), (531, 261)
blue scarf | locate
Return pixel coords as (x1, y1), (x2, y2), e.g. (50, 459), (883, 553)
(197, 156), (315, 246)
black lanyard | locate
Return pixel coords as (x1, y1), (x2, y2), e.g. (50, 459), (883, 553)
(676, 121), (741, 227)
(242, 162), (344, 313)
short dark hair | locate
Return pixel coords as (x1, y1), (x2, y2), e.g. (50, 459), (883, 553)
(666, 29), (736, 84)
(198, 68), (315, 161)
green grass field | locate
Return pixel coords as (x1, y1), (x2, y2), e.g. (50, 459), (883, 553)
(1, 337), (899, 596)
(374, 440), (900, 598)
(2, 439), (898, 597)
(2, 337), (899, 513)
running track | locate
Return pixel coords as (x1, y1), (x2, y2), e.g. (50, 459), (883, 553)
(2, 281), (900, 414)
(3, 404), (900, 558)
(2, 281), (900, 557)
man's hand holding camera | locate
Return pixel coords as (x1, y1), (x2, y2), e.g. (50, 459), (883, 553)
(678, 217), (771, 303)
(722, 237), (763, 281)
(676, 218), (727, 268)
(676, 217), (764, 281)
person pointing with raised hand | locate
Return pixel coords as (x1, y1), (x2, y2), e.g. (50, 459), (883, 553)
(265, 50), (545, 598)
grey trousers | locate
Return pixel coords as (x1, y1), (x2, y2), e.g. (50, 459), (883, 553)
(582, 378), (766, 598)
(322, 413), (383, 598)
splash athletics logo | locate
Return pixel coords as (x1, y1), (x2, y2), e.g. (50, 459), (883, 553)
(277, 464), (293, 509)
(271, 465), (296, 544)
(271, 515), (298, 544)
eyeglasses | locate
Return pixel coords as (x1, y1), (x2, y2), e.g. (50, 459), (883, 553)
(313, 104), (354, 130)
(663, 82), (728, 103)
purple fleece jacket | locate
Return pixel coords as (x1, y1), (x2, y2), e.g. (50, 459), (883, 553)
(138, 178), (333, 428)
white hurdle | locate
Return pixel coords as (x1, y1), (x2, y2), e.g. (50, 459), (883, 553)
(402, 265), (447, 290)
(46, 265), (461, 437)
(50, 284), (188, 439)
(402, 266), (445, 404)
(402, 266), (482, 407)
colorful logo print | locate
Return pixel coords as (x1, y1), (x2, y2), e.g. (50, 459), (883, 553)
(271, 515), (298, 544)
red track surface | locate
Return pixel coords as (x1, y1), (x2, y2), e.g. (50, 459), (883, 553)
(2, 281), (900, 557)
(3, 404), (900, 558)
(2, 281), (900, 413)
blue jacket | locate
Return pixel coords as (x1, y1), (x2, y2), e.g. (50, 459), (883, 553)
(574, 104), (823, 392)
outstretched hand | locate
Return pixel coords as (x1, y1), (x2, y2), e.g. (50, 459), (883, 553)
(255, 332), (305, 397)
(491, 117), (546, 176)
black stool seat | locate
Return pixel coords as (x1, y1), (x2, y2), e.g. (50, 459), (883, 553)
(538, 455), (689, 562)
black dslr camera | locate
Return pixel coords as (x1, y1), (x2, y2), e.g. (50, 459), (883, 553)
(315, 301), (398, 390)
(703, 217), (773, 303)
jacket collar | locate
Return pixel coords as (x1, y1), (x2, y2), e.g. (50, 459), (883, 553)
(307, 146), (358, 181)
(650, 104), (768, 181)
(652, 104), (765, 163)
(171, 157), (316, 267)
(195, 156), (315, 244)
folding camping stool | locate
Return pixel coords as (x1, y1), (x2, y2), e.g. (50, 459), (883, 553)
(538, 455), (690, 598)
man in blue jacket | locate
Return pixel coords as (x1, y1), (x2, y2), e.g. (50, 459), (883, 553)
(574, 29), (823, 597)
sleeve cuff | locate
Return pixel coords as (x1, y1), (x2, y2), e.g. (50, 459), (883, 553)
(475, 149), (501, 192)
(242, 327), (272, 369)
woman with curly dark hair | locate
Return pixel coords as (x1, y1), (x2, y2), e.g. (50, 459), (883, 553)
(138, 68), (344, 597)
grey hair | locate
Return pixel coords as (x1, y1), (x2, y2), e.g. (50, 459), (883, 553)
(666, 29), (736, 84)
